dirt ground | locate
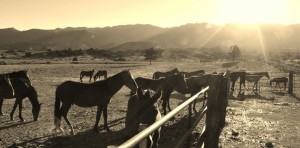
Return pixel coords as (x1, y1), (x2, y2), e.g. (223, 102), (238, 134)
(0, 60), (299, 148)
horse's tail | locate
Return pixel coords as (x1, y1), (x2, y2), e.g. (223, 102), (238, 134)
(54, 88), (61, 128)
(269, 80), (273, 87)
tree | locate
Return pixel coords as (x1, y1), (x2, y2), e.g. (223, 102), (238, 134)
(144, 47), (160, 65)
(228, 44), (241, 62)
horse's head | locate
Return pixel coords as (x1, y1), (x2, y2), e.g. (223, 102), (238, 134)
(174, 74), (188, 92)
(122, 70), (138, 92)
(136, 87), (162, 123)
(0, 76), (14, 98)
(32, 103), (42, 121)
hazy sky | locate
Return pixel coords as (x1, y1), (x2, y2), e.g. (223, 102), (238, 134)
(1, 0), (300, 30)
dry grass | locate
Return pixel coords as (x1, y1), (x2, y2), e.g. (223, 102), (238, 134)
(0, 59), (299, 148)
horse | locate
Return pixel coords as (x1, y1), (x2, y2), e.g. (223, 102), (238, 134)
(79, 69), (94, 83)
(270, 77), (288, 91)
(53, 70), (138, 135)
(93, 70), (108, 82)
(125, 87), (162, 148)
(135, 74), (188, 115)
(0, 78), (41, 122)
(0, 70), (31, 115)
(152, 68), (179, 79)
(0, 76), (15, 100)
(244, 72), (270, 91)
(179, 70), (205, 78)
(175, 75), (210, 112)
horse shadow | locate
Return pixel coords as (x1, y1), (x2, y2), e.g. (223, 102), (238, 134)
(0, 120), (34, 131)
(16, 117), (129, 148)
(229, 90), (273, 101)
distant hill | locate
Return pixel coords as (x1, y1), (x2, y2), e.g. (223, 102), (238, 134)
(1, 23), (300, 52)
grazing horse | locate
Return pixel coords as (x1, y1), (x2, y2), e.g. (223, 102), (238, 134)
(179, 70), (205, 78)
(175, 75), (210, 112)
(80, 69), (94, 83)
(136, 74), (188, 115)
(125, 87), (162, 148)
(229, 71), (246, 91)
(0, 78), (41, 122)
(0, 70), (31, 115)
(152, 68), (179, 79)
(270, 77), (288, 90)
(93, 70), (108, 82)
(244, 72), (270, 91)
(53, 70), (138, 135)
(0, 76), (15, 100)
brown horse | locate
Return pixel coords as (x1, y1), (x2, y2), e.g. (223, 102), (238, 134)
(1, 78), (41, 122)
(135, 74), (188, 115)
(54, 70), (137, 134)
(79, 69), (94, 83)
(93, 70), (108, 81)
(270, 77), (288, 91)
(152, 68), (179, 79)
(125, 87), (162, 148)
(0, 70), (31, 115)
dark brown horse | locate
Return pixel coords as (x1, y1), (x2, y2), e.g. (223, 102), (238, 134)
(80, 69), (94, 83)
(135, 74), (188, 115)
(175, 75), (210, 112)
(229, 71), (246, 91)
(179, 70), (205, 78)
(0, 70), (31, 115)
(0, 78), (41, 122)
(125, 87), (162, 148)
(270, 77), (288, 90)
(54, 70), (138, 134)
(93, 70), (108, 81)
(152, 68), (179, 79)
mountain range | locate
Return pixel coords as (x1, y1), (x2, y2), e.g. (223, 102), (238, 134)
(1, 23), (300, 52)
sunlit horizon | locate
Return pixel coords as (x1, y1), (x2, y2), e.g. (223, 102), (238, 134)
(1, 0), (300, 31)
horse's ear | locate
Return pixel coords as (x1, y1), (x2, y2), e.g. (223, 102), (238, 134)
(137, 86), (143, 99)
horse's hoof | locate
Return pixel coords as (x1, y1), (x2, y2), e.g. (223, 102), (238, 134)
(93, 127), (99, 133)
(20, 119), (25, 123)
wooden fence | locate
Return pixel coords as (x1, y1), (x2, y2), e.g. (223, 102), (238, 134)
(117, 71), (230, 148)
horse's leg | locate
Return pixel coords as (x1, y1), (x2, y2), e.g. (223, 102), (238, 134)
(103, 105), (111, 132)
(80, 75), (83, 82)
(94, 106), (104, 133)
(151, 130), (160, 148)
(0, 98), (3, 116)
(10, 99), (19, 121)
(60, 103), (73, 135)
(89, 76), (92, 83)
(231, 80), (235, 91)
(17, 99), (25, 122)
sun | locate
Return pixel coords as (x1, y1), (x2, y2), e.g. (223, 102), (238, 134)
(212, 0), (288, 24)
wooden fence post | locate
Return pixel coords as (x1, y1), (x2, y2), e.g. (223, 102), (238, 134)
(197, 73), (228, 148)
(288, 71), (294, 94)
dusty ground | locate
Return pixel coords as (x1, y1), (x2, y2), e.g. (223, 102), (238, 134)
(0, 60), (299, 148)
